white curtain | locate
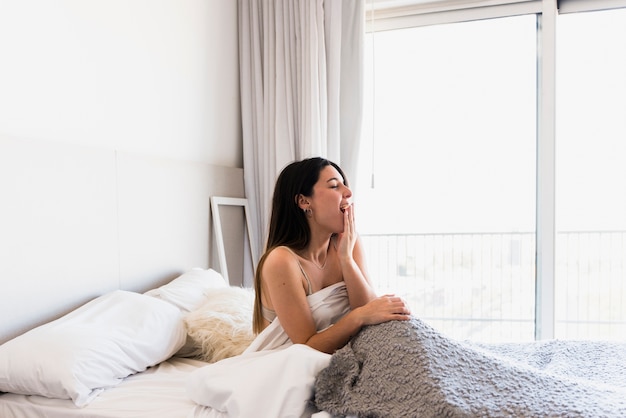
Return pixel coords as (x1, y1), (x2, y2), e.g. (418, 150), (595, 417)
(239, 0), (365, 257)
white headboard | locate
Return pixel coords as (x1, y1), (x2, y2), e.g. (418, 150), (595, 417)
(0, 135), (246, 344)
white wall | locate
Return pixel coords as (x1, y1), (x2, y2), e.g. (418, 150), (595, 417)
(0, 0), (241, 166)
(0, 0), (243, 344)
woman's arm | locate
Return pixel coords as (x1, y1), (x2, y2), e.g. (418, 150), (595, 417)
(340, 237), (377, 309)
(261, 247), (320, 345)
(302, 294), (411, 353)
(262, 246), (410, 354)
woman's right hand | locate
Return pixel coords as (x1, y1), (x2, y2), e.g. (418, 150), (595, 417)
(354, 294), (412, 326)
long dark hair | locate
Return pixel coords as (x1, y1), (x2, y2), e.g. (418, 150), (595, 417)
(252, 157), (348, 333)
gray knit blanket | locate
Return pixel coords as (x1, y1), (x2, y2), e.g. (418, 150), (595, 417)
(314, 318), (626, 417)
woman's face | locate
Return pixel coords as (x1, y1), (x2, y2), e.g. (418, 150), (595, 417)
(308, 165), (352, 233)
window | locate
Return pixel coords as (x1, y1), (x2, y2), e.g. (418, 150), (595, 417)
(358, 1), (626, 342)
(358, 15), (537, 343)
(555, 7), (626, 340)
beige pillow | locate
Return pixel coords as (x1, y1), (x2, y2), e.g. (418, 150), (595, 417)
(184, 287), (256, 363)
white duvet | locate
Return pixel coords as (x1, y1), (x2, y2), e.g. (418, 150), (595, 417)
(186, 282), (350, 418)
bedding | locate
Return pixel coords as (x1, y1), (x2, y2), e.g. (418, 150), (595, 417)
(314, 317), (626, 417)
(0, 268), (233, 415)
(1, 268), (323, 418)
(0, 357), (209, 418)
(186, 282), (351, 418)
(144, 268), (227, 313)
(187, 344), (331, 418)
(184, 286), (256, 362)
(146, 268), (229, 358)
(3, 267), (625, 418)
(0, 290), (186, 407)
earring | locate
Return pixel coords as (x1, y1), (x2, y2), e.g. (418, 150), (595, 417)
(304, 208), (313, 218)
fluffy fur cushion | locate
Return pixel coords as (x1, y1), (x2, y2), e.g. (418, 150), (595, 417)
(184, 286), (256, 363)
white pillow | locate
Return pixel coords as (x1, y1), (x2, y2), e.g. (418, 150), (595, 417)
(185, 286), (256, 363)
(145, 268), (227, 312)
(0, 290), (186, 407)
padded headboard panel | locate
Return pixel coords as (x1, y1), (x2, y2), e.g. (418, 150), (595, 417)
(0, 135), (245, 344)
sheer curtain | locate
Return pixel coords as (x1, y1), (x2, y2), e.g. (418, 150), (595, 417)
(239, 0), (365, 257)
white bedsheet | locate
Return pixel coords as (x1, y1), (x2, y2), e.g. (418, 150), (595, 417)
(187, 344), (331, 418)
(0, 357), (208, 418)
(186, 282), (352, 418)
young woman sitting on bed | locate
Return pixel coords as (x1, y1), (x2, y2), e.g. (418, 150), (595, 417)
(250, 157), (411, 354)
(188, 159), (626, 416)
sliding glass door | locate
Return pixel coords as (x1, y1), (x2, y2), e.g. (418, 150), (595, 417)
(555, 8), (626, 340)
(358, 4), (626, 342)
(357, 15), (537, 343)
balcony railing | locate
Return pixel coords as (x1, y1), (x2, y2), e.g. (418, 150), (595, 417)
(360, 230), (626, 342)
(556, 231), (626, 340)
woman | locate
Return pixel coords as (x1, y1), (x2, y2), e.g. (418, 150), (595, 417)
(186, 157), (411, 416)
(250, 157), (411, 354)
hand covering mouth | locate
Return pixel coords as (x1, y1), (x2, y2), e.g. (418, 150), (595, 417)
(340, 203), (351, 213)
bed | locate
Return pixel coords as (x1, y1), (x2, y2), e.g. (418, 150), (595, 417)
(0, 268), (248, 418)
(0, 268), (340, 418)
(1, 268), (626, 418)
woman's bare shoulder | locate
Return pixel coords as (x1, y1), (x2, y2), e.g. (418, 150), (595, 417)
(265, 245), (297, 261)
(262, 246), (300, 279)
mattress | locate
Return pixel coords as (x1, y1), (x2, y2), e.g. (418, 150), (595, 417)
(0, 357), (209, 418)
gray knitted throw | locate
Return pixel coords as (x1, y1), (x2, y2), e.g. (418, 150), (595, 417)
(314, 318), (626, 417)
